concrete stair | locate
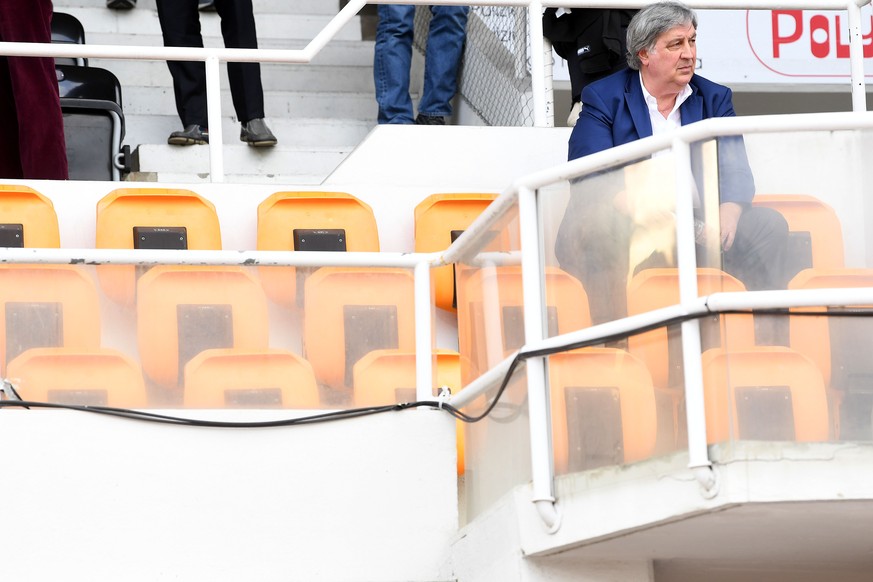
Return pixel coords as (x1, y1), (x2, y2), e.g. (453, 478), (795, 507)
(53, 0), (377, 184)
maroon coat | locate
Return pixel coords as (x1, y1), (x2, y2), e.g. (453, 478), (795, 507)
(0, 0), (68, 180)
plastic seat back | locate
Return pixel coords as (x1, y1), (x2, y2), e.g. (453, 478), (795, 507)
(548, 348), (658, 473)
(184, 348), (320, 409)
(456, 265), (590, 384)
(0, 265), (101, 374)
(627, 268), (756, 388)
(257, 191), (379, 309)
(96, 187), (222, 306)
(51, 12), (87, 66)
(701, 347), (829, 444)
(0, 185), (60, 248)
(414, 193), (497, 311)
(56, 64), (126, 180)
(303, 267), (416, 396)
(137, 267), (269, 390)
(7, 347), (146, 408)
(752, 194), (845, 278)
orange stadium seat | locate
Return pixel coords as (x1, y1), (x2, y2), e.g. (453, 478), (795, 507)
(136, 266), (269, 390)
(752, 194), (845, 279)
(0, 265), (101, 374)
(788, 268), (873, 439)
(183, 348), (320, 409)
(353, 348), (465, 474)
(257, 191), (379, 309)
(6, 347), (146, 408)
(548, 348), (658, 473)
(303, 267), (416, 398)
(0, 184), (61, 248)
(456, 265), (590, 384)
(701, 347), (829, 444)
(413, 193), (497, 312)
(95, 187), (222, 306)
(627, 268), (756, 389)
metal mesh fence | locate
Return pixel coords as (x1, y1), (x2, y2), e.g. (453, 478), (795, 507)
(414, 6), (536, 127)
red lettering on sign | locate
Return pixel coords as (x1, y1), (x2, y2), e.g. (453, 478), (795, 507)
(772, 10), (802, 58)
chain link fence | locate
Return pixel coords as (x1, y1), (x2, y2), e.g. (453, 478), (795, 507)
(414, 6), (537, 127)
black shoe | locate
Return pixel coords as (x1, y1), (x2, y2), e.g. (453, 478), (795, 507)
(107, 0), (136, 8)
(198, 0), (216, 11)
(240, 118), (277, 147)
(168, 125), (209, 146)
(414, 113), (446, 125)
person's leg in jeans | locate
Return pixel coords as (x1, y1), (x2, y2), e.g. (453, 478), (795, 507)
(374, 5), (416, 124)
(417, 6), (469, 120)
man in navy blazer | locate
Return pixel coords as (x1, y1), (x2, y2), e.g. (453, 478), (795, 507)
(556, 1), (788, 341)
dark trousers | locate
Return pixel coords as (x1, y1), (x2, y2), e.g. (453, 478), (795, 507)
(155, 0), (265, 128)
(555, 186), (790, 328)
(0, 0), (68, 180)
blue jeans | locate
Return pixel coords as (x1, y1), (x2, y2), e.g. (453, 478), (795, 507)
(374, 5), (469, 124)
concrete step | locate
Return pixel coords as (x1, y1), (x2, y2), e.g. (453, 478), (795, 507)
(132, 143), (350, 180)
(58, 0), (342, 16)
(98, 60), (375, 93)
(125, 116), (373, 149)
(60, 8), (362, 43)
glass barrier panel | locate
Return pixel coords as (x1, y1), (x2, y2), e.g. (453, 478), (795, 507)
(0, 263), (430, 413)
(460, 365), (531, 523)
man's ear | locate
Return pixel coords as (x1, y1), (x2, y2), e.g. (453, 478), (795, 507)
(638, 49), (649, 66)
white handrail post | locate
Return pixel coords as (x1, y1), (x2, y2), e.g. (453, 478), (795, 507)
(414, 260), (435, 403)
(847, 0), (868, 112)
(518, 185), (560, 531)
(205, 54), (225, 183)
(528, 1), (548, 127)
(672, 138), (716, 493)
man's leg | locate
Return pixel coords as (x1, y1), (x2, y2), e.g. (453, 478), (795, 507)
(156, 0), (208, 130)
(214, 0), (265, 124)
(374, 5), (416, 124)
(417, 6), (469, 122)
(723, 205), (790, 344)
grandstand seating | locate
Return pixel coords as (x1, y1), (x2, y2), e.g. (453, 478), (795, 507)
(701, 347), (829, 443)
(136, 266), (269, 391)
(548, 348), (658, 473)
(56, 64), (127, 181)
(257, 191), (380, 309)
(456, 265), (590, 384)
(0, 265), (101, 375)
(95, 187), (222, 306)
(183, 348), (320, 409)
(303, 267), (416, 400)
(6, 347), (147, 408)
(0, 185), (61, 248)
(414, 193), (498, 311)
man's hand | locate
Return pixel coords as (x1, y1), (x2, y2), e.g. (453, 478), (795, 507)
(719, 202), (743, 250)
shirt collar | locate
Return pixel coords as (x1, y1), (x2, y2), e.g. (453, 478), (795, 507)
(639, 72), (692, 117)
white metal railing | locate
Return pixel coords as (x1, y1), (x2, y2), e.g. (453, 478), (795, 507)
(0, 0), (870, 180)
(1, 1), (872, 531)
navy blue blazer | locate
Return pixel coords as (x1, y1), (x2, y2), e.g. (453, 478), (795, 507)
(567, 68), (755, 204)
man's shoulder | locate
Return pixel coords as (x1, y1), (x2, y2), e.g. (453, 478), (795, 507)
(587, 67), (635, 93)
(689, 74), (732, 97)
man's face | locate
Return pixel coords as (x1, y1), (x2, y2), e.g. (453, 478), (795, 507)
(639, 22), (697, 95)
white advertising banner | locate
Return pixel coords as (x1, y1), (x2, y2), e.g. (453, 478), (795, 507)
(553, 8), (870, 86)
